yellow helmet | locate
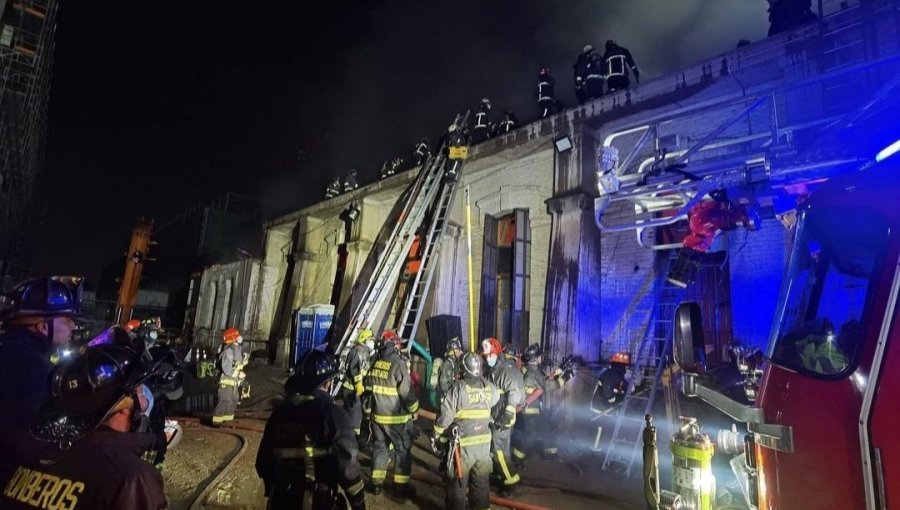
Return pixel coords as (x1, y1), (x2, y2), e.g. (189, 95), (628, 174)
(357, 329), (374, 343)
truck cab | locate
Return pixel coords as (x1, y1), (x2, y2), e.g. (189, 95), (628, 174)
(677, 155), (900, 509)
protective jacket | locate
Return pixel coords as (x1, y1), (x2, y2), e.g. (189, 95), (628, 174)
(437, 355), (460, 400)
(435, 376), (499, 510)
(486, 358), (525, 427)
(538, 73), (555, 102)
(603, 45), (639, 83)
(364, 343), (419, 426)
(0, 328), (57, 480)
(521, 363), (545, 416)
(342, 344), (370, 397)
(0, 428), (167, 510)
(218, 343), (245, 384)
(256, 390), (366, 510)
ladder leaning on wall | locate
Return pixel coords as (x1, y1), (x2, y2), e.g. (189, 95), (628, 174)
(602, 251), (684, 477)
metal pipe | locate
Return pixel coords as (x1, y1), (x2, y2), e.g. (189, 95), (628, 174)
(465, 185), (477, 352)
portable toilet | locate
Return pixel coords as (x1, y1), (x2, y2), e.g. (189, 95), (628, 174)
(291, 304), (335, 367)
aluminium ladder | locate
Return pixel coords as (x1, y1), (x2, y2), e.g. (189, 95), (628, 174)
(602, 252), (684, 476)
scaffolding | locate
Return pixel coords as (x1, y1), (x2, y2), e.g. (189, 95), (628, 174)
(0, 0), (58, 284)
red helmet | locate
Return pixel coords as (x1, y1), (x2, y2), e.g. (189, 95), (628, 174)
(223, 328), (241, 344)
(610, 352), (631, 365)
(124, 319), (141, 332)
(380, 330), (402, 345)
(481, 337), (503, 356)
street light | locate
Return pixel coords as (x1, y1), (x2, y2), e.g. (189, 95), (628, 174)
(554, 134), (573, 153)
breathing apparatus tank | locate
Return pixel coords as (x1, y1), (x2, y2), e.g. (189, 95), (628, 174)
(670, 416), (715, 510)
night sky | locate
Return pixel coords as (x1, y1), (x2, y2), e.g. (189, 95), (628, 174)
(33, 0), (768, 283)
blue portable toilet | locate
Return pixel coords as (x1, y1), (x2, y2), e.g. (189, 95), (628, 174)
(291, 304), (335, 367)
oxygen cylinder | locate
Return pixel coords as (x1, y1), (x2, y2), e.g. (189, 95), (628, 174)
(670, 417), (715, 510)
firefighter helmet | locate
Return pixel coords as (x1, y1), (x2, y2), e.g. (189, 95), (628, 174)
(223, 328), (242, 344)
(461, 351), (483, 378)
(446, 337), (462, 355)
(32, 345), (151, 442)
(0, 276), (85, 321)
(285, 349), (338, 394)
(481, 337), (503, 356)
(522, 343), (543, 363)
(605, 40), (616, 51)
(380, 329), (404, 346)
(357, 329), (374, 344)
(583, 44), (594, 53)
(610, 352), (631, 365)
(480, 97), (492, 109)
(540, 66), (551, 75)
(124, 319), (141, 332)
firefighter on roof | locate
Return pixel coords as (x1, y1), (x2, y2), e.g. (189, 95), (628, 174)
(481, 337), (524, 496)
(326, 177), (342, 198)
(342, 329), (375, 435)
(472, 98), (493, 144)
(256, 350), (367, 510)
(413, 138), (431, 166)
(573, 45), (593, 104)
(585, 46), (605, 99)
(537, 67), (556, 118)
(344, 169), (359, 193)
(212, 327), (247, 426)
(363, 330), (419, 501)
(434, 352), (500, 510)
(497, 109), (518, 134)
(603, 40), (640, 92)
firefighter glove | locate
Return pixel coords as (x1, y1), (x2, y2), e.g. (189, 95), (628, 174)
(354, 382), (365, 396)
(498, 410), (515, 430)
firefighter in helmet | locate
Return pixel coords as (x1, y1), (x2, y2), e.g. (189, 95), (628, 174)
(437, 337), (463, 403)
(342, 329), (375, 435)
(585, 46), (605, 99)
(481, 337), (524, 496)
(512, 343), (548, 470)
(597, 352), (631, 405)
(602, 40), (640, 93)
(497, 109), (518, 135)
(256, 350), (367, 510)
(363, 330), (419, 501)
(0, 276), (84, 480)
(434, 352), (500, 510)
(1, 345), (168, 509)
(572, 45), (593, 104)
(325, 177), (342, 199)
(537, 67), (556, 118)
(413, 137), (431, 166)
(472, 98), (493, 144)
(212, 327), (247, 426)
(344, 169), (359, 193)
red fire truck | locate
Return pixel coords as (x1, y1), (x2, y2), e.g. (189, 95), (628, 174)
(675, 154), (900, 510)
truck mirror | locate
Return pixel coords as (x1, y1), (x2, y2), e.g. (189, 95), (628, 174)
(673, 302), (705, 373)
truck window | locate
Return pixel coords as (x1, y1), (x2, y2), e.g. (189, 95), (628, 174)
(768, 206), (889, 378)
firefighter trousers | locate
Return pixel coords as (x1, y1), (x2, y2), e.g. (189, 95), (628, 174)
(371, 421), (413, 487)
(446, 449), (492, 510)
(606, 75), (630, 92)
(212, 379), (238, 424)
(512, 413), (541, 461)
(342, 392), (363, 436)
(267, 477), (342, 510)
(490, 426), (520, 486)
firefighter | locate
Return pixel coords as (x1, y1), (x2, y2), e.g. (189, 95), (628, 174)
(537, 67), (556, 118)
(497, 109), (518, 134)
(585, 46), (605, 99)
(344, 169), (359, 193)
(212, 327), (247, 426)
(380, 160), (394, 179)
(481, 337), (524, 496)
(0, 276), (84, 481)
(256, 350), (367, 510)
(472, 98), (493, 144)
(391, 156), (404, 174)
(597, 352), (631, 405)
(2, 344), (168, 509)
(342, 329), (375, 435)
(326, 177), (342, 198)
(434, 352), (500, 510)
(437, 337), (463, 403)
(413, 137), (431, 166)
(502, 342), (522, 369)
(603, 40), (640, 93)
(363, 330), (419, 500)
(572, 45), (593, 104)
(513, 343), (550, 470)
(768, 0), (817, 36)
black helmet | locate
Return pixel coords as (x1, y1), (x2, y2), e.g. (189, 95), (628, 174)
(461, 351), (483, 378)
(522, 343), (543, 363)
(285, 349), (338, 394)
(605, 40), (616, 51)
(0, 276), (85, 321)
(446, 337), (462, 355)
(32, 345), (149, 443)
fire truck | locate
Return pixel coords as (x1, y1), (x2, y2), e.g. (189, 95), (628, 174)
(675, 153), (900, 510)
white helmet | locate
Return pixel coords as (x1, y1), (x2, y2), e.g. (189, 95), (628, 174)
(583, 44), (594, 53)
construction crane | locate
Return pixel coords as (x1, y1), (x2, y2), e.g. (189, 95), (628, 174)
(115, 218), (155, 325)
